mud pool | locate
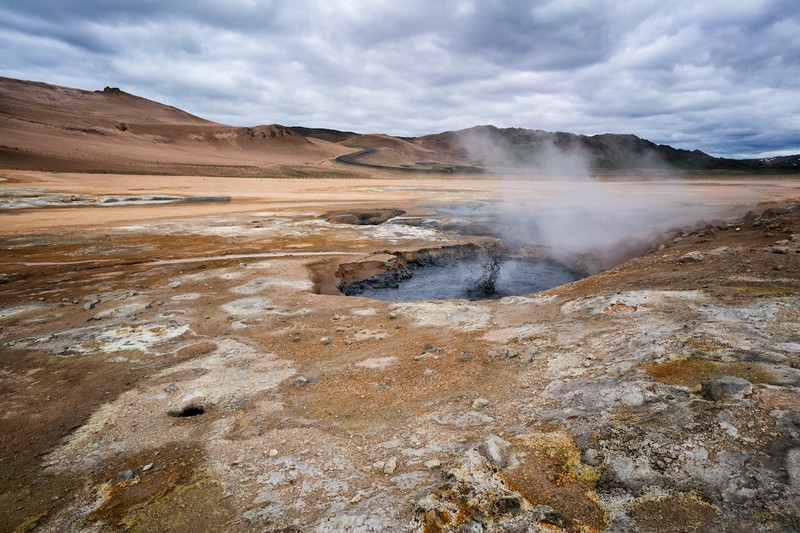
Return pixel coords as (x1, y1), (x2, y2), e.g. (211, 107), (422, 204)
(358, 257), (584, 301)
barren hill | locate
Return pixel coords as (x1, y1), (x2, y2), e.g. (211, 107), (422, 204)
(1, 77), (797, 176)
(0, 77), (349, 175)
(415, 125), (800, 174)
(338, 133), (467, 169)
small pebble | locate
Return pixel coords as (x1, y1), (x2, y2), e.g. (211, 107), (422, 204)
(472, 398), (491, 410)
(116, 469), (137, 482)
(383, 457), (397, 475)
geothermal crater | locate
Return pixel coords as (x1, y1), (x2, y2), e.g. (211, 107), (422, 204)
(340, 247), (586, 301)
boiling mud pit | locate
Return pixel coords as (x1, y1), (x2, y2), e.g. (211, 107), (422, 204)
(355, 256), (584, 301)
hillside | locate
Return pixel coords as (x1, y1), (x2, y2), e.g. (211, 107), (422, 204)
(414, 125), (800, 174)
(0, 77), (797, 176)
(0, 77), (350, 176)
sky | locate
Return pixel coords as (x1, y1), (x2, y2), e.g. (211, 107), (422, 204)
(1, 0), (798, 158)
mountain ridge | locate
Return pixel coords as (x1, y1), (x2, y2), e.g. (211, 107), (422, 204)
(0, 77), (796, 175)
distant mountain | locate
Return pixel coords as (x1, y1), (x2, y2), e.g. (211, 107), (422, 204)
(287, 126), (359, 143)
(0, 77), (796, 175)
(412, 125), (799, 173)
(288, 124), (799, 174)
(744, 154), (800, 169)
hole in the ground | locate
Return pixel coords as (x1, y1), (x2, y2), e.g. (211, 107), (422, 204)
(167, 404), (205, 418)
(342, 247), (586, 301)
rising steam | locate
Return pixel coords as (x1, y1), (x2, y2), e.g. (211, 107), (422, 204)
(455, 128), (728, 273)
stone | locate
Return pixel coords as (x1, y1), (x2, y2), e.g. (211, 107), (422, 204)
(383, 456), (397, 475)
(83, 299), (101, 311)
(582, 448), (602, 466)
(479, 434), (512, 466)
(604, 454), (657, 490)
(679, 251), (703, 263)
(471, 398), (491, 410)
(294, 376), (309, 387)
(320, 336), (332, 345)
(701, 376), (753, 401)
(460, 520), (484, 533)
(268, 449), (278, 457)
(424, 459), (441, 470)
(388, 311), (398, 320)
(772, 245), (790, 254)
(533, 504), (567, 527)
(142, 463), (153, 471)
(786, 449), (800, 490)
(116, 469), (137, 482)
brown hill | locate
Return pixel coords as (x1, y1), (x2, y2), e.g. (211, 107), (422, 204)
(0, 77), (350, 175)
(334, 133), (479, 172)
(340, 134), (447, 166)
(415, 125), (800, 174)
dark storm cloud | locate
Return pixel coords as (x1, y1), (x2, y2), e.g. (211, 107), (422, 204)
(1, 0), (798, 157)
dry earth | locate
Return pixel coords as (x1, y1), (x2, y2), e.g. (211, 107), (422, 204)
(1, 168), (800, 533)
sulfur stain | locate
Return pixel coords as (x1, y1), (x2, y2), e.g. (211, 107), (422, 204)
(630, 492), (716, 532)
(505, 431), (606, 532)
(644, 357), (776, 390)
(122, 478), (233, 533)
(423, 509), (451, 533)
(734, 286), (795, 297)
(516, 431), (598, 484)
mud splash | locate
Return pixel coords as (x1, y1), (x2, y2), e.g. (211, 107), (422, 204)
(357, 257), (582, 301)
(338, 245), (585, 301)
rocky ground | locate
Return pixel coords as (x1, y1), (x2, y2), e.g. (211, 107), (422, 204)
(1, 183), (800, 532)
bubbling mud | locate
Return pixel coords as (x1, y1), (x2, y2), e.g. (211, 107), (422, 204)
(348, 254), (584, 301)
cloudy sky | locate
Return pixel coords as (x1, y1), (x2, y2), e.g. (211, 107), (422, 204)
(1, 0), (798, 157)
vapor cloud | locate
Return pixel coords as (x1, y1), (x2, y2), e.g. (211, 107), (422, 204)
(1, 0), (798, 157)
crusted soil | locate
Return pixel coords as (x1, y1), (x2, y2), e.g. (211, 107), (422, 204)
(1, 172), (800, 532)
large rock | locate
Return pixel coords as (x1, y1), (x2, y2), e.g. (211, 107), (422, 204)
(323, 208), (405, 225)
(701, 376), (753, 401)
